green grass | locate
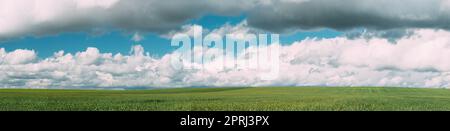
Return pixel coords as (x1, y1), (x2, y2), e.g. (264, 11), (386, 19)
(1, 87), (450, 111)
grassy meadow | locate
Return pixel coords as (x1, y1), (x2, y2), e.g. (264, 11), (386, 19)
(0, 87), (450, 111)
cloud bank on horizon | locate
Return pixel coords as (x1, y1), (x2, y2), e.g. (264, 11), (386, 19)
(2, 27), (450, 88)
(2, 0), (450, 88)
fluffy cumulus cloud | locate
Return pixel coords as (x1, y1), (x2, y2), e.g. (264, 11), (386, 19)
(2, 27), (450, 89)
(278, 29), (450, 88)
(162, 20), (259, 39)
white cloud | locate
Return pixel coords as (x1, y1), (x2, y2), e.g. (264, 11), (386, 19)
(2, 25), (450, 88)
(209, 21), (257, 36)
(131, 32), (144, 42)
(274, 29), (450, 88)
(75, 0), (119, 9)
(162, 24), (205, 39)
(0, 49), (37, 65)
(162, 21), (260, 40)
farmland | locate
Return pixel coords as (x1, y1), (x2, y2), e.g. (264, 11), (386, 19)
(0, 87), (449, 111)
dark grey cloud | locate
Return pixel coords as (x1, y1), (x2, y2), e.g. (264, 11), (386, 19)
(2, 0), (450, 40)
(0, 0), (254, 40)
(344, 29), (416, 42)
(246, 0), (450, 33)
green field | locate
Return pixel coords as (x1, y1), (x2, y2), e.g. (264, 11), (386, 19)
(1, 87), (450, 111)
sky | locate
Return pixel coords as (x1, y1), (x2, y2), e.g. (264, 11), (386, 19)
(1, 0), (450, 89)
(0, 14), (342, 58)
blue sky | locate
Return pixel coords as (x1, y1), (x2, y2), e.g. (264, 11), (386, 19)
(3, 0), (450, 89)
(0, 15), (342, 58)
